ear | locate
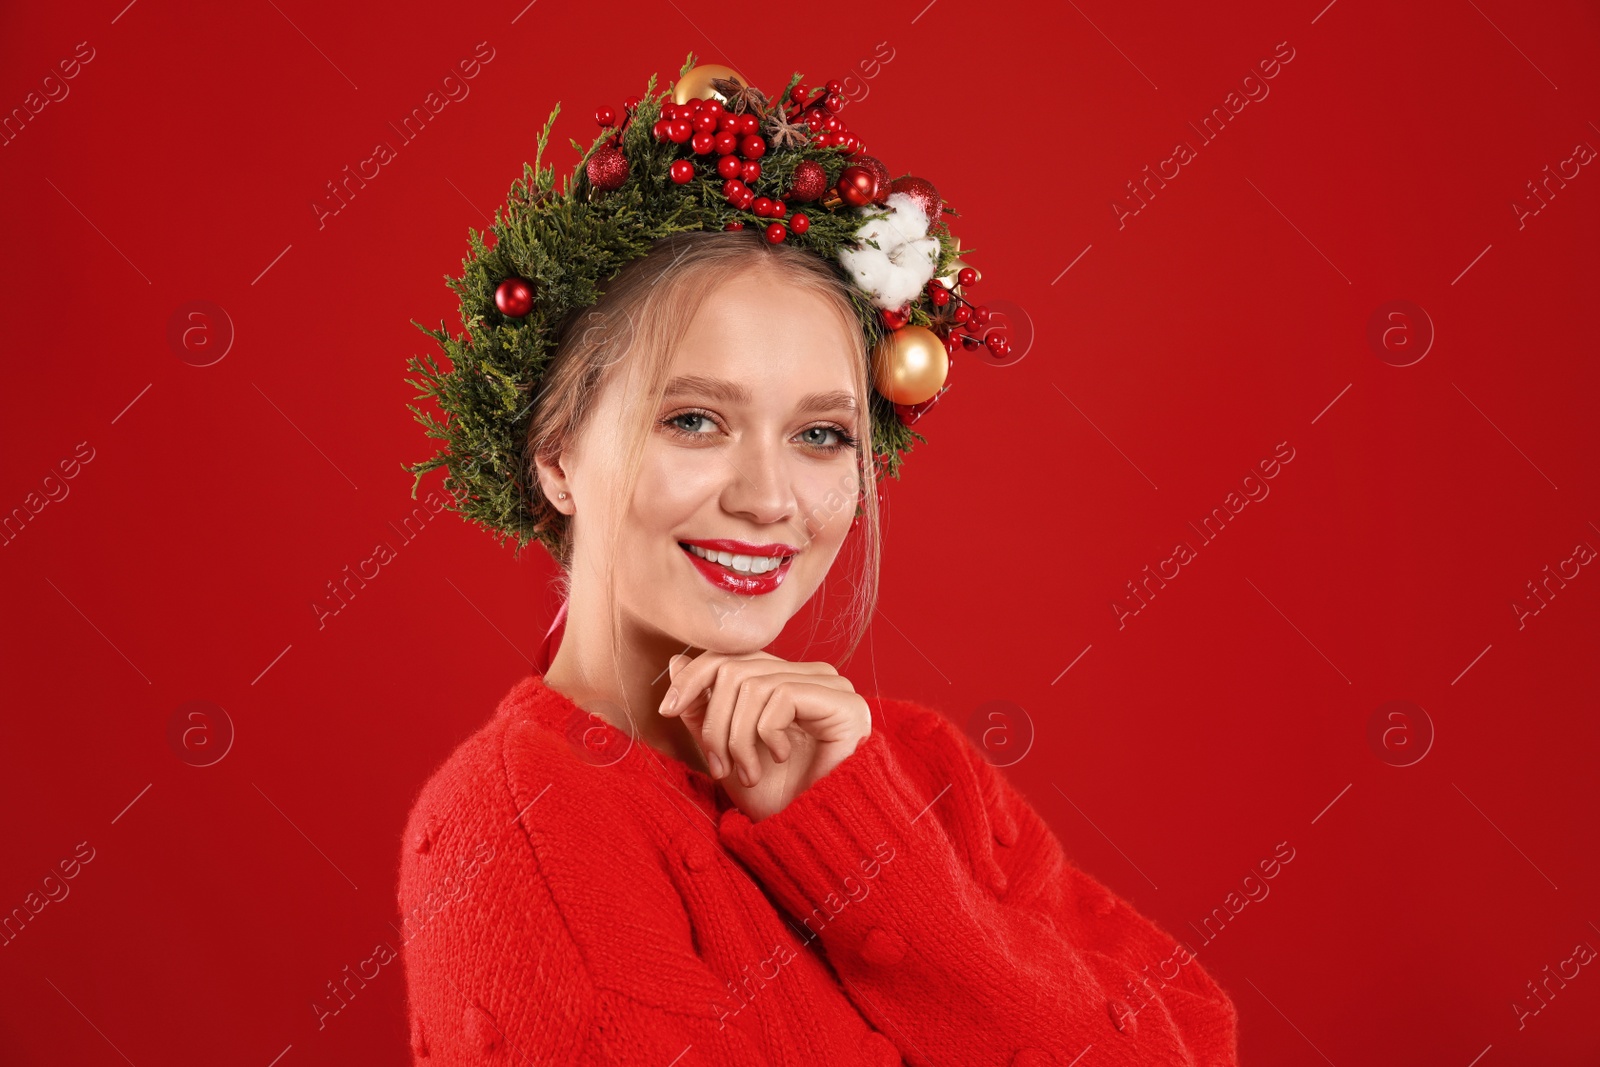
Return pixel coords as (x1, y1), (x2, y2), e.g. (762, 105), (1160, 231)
(533, 452), (575, 515)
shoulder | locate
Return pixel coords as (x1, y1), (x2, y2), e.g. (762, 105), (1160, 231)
(395, 677), (685, 1006)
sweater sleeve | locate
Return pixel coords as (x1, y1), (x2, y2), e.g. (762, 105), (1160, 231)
(397, 719), (786, 1067)
(715, 699), (1240, 1067)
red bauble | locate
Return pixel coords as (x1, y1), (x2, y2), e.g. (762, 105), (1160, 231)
(788, 160), (827, 202)
(856, 155), (891, 203)
(494, 278), (534, 318)
(763, 222), (787, 244)
(893, 384), (948, 426)
(889, 176), (942, 224)
(838, 166), (876, 207)
(586, 146), (630, 191)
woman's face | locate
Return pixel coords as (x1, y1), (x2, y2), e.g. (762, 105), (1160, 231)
(564, 267), (864, 653)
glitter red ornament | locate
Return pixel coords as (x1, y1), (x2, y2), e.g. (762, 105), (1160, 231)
(889, 176), (942, 224)
(788, 160), (827, 202)
(586, 145), (630, 191)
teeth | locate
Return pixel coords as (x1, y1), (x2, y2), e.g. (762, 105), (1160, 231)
(685, 544), (787, 575)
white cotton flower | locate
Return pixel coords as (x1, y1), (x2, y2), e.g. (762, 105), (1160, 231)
(837, 191), (942, 311)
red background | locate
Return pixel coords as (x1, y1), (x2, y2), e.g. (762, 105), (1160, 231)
(2, 0), (1597, 1063)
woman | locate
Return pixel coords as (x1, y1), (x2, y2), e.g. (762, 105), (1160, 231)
(398, 62), (1239, 1066)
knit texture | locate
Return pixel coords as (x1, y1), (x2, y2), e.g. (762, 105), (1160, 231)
(396, 674), (1240, 1065)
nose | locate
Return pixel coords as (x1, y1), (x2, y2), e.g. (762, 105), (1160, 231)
(720, 435), (796, 528)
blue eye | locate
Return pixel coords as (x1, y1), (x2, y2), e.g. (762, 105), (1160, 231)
(665, 412), (717, 435)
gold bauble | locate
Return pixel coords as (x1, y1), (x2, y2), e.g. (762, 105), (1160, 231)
(673, 64), (750, 106)
(872, 325), (948, 406)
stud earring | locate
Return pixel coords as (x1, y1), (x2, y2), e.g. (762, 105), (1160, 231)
(558, 492), (569, 500)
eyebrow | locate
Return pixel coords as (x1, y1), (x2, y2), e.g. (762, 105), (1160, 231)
(663, 374), (857, 414)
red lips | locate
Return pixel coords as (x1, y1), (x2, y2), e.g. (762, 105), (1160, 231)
(678, 538), (799, 557)
(678, 539), (798, 596)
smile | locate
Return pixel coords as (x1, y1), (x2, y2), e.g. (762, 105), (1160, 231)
(678, 539), (798, 596)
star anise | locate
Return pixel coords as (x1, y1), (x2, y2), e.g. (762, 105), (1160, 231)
(709, 75), (768, 116)
(763, 107), (811, 151)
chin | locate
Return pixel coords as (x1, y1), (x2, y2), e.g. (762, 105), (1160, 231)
(674, 605), (788, 656)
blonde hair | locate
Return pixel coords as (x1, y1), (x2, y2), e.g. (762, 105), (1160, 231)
(524, 230), (883, 698)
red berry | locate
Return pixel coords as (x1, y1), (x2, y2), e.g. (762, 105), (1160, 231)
(717, 111), (739, 132)
(623, 95), (640, 112)
(827, 79), (843, 95)
(652, 119), (670, 141)
(725, 221), (745, 230)
(716, 155), (743, 179)
(702, 99), (724, 117)
(953, 304), (971, 323)
(670, 159), (695, 184)
(985, 331), (1010, 357)
(753, 196), (773, 217)
(769, 199), (786, 218)
(790, 212), (809, 234)
(930, 286), (951, 307)
(595, 106), (616, 127)
(714, 130), (738, 155)
(740, 134), (766, 159)
(691, 131), (715, 154)
(667, 120), (693, 144)
(958, 267), (977, 287)
(741, 114), (760, 134)
(763, 222), (787, 244)
(741, 160), (761, 184)
(722, 178), (748, 200)
(824, 94), (844, 113)
(972, 305), (990, 326)
(735, 189), (754, 209)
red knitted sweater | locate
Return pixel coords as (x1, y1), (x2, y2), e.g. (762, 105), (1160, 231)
(396, 673), (1240, 1065)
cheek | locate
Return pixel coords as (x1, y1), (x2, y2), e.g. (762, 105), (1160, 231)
(798, 475), (857, 549)
(631, 443), (716, 533)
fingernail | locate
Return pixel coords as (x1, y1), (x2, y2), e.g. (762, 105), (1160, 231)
(708, 753), (723, 778)
(661, 687), (678, 715)
(737, 765), (751, 787)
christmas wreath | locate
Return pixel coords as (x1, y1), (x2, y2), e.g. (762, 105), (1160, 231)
(404, 51), (1008, 559)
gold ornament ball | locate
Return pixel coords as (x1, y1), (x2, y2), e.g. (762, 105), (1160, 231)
(872, 326), (948, 406)
(673, 64), (750, 106)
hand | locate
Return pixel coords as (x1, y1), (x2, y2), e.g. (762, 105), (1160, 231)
(659, 650), (872, 822)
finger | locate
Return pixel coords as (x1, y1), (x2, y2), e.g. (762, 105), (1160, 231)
(662, 650), (766, 717)
(699, 658), (758, 780)
(726, 674), (775, 786)
(755, 684), (799, 765)
(731, 673), (851, 783)
(782, 678), (870, 744)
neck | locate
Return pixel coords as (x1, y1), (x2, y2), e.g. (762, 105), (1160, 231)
(540, 584), (710, 773)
